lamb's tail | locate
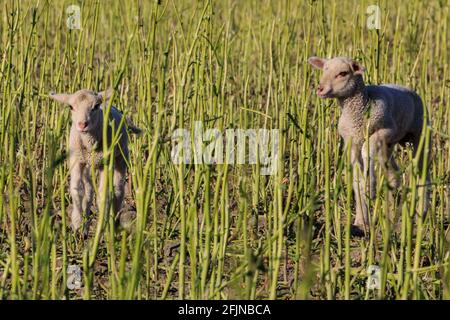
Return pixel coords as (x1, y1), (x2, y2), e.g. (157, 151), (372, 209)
(126, 117), (143, 136)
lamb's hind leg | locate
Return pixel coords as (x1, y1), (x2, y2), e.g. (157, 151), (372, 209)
(386, 147), (401, 223)
(97, 164), (127, 229)
(412, 132), (431, 217)
(359, 129), (396, 230)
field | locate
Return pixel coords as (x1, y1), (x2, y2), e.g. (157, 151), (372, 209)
(0, 0), (449, 300)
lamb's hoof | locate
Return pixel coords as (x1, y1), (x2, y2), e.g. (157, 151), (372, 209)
(68, 206), (81, 233)
(117, 210), (136, 232)
(82, 225), (90, 240)
(350, 224), (366, 237)
(70, 217), (81, 232)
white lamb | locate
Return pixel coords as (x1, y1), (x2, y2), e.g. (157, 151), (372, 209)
(49, 89), (142, 232)
(309, 56), (430, 235)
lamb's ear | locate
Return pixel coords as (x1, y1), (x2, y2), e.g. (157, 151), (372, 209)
(350, 60), (365, 75)
(308, 57), (327, 70)
(98, 88), (113, 102)
(49, 92), (72, 105)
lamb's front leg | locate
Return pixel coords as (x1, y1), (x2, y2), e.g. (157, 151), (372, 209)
(112, 166), (126, 219)
(82, 167), (94, 236)
(351, 146), (369, 232)
(70, 163), (85, 231)
(361, 140), (377, 200)
(97, 168), (110, 219)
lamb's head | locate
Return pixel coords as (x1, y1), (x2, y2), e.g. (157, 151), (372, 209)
(49, 89), (112, 133)
(308, 56), (365, 99)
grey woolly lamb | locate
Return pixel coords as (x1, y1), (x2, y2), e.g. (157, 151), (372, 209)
(309, 56), (430, 235)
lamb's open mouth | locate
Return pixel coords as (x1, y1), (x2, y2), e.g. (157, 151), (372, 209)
(317, 91), (333, 98)
(318, 91), (333, 98)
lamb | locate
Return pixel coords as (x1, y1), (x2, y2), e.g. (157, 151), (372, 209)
(49, 88), (142, 232)
(308, 56), (430, 235)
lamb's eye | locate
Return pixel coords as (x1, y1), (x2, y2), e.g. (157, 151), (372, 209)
(337, 71), (349, 78)
(93, 103), (101, 111)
